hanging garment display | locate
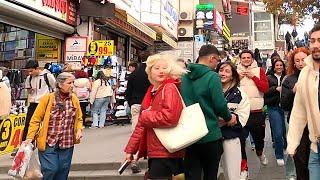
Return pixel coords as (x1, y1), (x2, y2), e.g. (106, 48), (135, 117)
(0, 81), (12, 116)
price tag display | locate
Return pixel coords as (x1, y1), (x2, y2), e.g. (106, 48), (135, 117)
(0, 114), (26, 155)
(87, 40), (114, 56)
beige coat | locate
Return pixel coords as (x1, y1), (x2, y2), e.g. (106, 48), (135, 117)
(238, 61), (264, 111)
(287, 55), (320, 154)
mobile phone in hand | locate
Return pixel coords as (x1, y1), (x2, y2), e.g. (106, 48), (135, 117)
(118, 160), (130, 175)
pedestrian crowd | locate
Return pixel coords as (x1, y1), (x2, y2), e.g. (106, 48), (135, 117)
(124, 24), (320, 180)
(9, 24), (320, 180)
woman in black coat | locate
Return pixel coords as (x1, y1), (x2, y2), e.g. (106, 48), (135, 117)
(264, 58), (287, 166)
(281, 47), (310, 180)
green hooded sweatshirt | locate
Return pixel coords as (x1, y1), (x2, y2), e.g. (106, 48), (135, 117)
(181, 63), (232, 143)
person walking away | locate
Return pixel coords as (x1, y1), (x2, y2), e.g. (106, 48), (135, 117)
(287, 24), (320, 180)
(181, 44), (236, 180)
(74, 70), (91, 127)
(281, 47), (310, 180)
(24, 72), (83, 180)
(125, 51), (151, 173)
(124, 53), (187, 179)
(216, 62), (250, 180)
(237, 50), (269, 179)
(89, 71), (113, 128)
(264, 58), (287, 166)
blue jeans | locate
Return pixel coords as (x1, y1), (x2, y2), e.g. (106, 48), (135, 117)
(268, 106), (286, 159)
(38, 144), (74, 180)
(309, 151), (320, 180)
(92, 97), (110, 127)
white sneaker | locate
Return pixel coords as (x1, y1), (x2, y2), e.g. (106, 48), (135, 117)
(259, 154), (268, 166)
(240, 170), (249, 180)
(277, 159), (285, 166)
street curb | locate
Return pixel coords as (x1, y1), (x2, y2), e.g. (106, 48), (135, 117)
(0, 161), (148, 174)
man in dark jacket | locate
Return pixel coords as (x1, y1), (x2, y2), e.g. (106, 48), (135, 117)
(126, 51), (151, 131)
(181, 45), (236, 180)
(125, 51), (151, 173)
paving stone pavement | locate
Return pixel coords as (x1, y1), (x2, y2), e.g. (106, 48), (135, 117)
(0, 120), (287, 179)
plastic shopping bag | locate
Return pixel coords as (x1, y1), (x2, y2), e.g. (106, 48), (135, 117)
(8, 142), (33, 178)
(23, 149), (43, 179)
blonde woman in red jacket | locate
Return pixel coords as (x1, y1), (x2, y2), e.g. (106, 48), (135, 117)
(124, 53), (187, 179)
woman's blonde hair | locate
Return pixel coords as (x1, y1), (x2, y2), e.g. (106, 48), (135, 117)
(145, 53), (188, 85)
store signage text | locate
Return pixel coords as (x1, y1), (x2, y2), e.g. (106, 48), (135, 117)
(87, 40), (114, 56)
(0, 114), (26, 155)
(164, 0), (178, 22)
(12, 0), (77, 26)
(236, 5), (249, 15)
(65, 37), (87, 63)
(36, 34), (61, 61)
(196, 4), (214, 11)
(160, 0), (179, 38)
(42, 0), (67, 14)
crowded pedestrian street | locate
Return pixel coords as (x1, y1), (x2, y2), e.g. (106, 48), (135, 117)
(1, 0), (320, 180)
(0, 122), (285, 179)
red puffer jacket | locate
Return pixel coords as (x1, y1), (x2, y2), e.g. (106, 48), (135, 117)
(124, 79), (185, 159)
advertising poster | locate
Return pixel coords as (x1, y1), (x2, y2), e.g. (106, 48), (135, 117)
(35, 34), (61, 62)
(87, 40), (114, 56)
(0, 113), (26, 156)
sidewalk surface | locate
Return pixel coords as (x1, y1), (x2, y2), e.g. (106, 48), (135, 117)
(0, 120), (286, 180)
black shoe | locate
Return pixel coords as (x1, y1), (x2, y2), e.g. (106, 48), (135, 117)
(131, 162), (141, 174)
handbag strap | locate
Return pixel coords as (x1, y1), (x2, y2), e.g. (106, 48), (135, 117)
(161, 84), (186, 108)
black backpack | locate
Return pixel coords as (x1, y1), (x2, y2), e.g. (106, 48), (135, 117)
(29, 73), (53, 92)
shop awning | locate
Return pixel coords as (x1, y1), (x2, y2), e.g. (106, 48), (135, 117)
(0, 0), (74, 39)
(127, 14), (157, 40)
(161, 33), (177, 49)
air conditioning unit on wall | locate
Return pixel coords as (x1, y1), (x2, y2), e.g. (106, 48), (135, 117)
(178, 24), (194, 38)
(179, 11), (192, 21)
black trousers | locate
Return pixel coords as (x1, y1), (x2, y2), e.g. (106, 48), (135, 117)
(80, 102), (88, 126)
(184, 139), (223, 180)
(240, 112), (266, 160)
(22, 103), (39, 141)
(293, 127), (310, 180)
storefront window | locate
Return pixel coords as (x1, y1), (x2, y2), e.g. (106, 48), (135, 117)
(254, 32), (272, 41)
(0, 23), (35, 69)
(253, 12), (270, 21)
(254, 22), (271, 31)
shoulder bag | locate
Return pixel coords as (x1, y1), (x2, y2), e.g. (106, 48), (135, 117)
(153, 84), (208, 153)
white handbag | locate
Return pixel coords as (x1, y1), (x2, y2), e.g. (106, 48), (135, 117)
(153, 85), (208, 153)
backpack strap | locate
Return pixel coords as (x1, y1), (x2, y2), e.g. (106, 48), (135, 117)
(44, 73), (53, 92)
(29, 73), (53, 92)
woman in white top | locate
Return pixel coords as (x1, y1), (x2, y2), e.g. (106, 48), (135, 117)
(90, 71), (114, 128)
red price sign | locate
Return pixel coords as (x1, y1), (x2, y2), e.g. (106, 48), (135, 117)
(87, 40), (114, 56)
(236, 6), (249, 16)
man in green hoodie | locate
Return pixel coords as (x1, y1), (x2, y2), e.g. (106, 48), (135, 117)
(181, 44), (236, 180)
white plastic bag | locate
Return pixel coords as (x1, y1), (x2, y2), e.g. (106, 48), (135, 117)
(8, 142), (33, 178)
(23, 149), (43, 179)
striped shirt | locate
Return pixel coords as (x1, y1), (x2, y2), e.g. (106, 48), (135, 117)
(46, 97), (76, 149)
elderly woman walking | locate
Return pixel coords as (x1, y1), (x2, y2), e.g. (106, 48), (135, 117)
(25, 72), (83, 180)
(124, 53), (187, 180)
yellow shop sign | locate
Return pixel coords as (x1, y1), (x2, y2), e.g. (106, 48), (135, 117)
(0, 114), (26, 155)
